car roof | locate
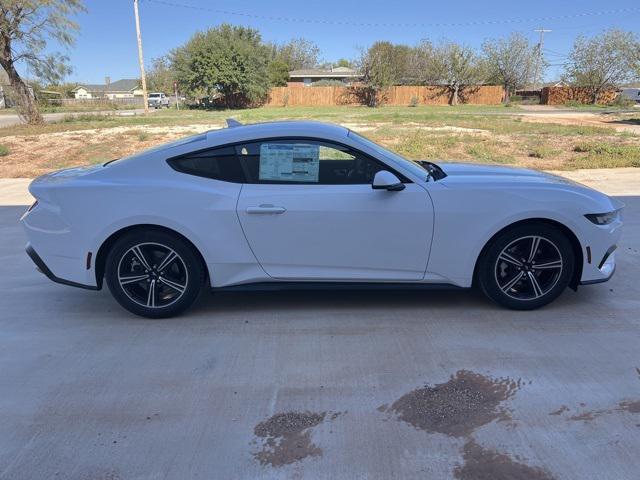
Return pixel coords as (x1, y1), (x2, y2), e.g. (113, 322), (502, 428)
(205, 120), (350, 145)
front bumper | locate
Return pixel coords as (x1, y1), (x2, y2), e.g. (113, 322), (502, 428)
(26, 243), (98, 290)
(580, 246), (617, 285)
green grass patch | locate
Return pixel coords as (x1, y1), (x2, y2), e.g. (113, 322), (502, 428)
(465, 142), (514, 164)
(0, 144), (9, 156)
(570, 142), (640, 168)
(528, 145), (561, 159)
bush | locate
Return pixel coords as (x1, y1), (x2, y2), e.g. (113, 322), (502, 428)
(563, 99), (583, 108)
(0, 144), (9, 156)
(607, 94), (636, 108)
(311, 79), (346, 87)
(59, 113), (110, 123)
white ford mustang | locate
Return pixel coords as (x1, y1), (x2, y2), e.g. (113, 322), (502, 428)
(21, 120), (622, 318)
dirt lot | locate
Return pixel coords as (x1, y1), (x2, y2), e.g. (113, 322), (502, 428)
(0, 106), (638, 178)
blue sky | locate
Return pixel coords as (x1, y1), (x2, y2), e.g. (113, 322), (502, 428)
(28, 0), (640, 84)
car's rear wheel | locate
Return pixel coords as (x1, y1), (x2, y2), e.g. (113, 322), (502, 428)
(477, 223), (575, 310)
(105, 230), (205, 318)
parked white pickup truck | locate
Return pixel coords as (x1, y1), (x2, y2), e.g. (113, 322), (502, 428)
(148, 92), (170, 108)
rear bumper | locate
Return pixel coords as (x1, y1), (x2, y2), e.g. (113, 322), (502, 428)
(26, 243), (98, 290)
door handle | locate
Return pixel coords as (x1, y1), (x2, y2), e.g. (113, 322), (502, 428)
(246, 204), (286, 214)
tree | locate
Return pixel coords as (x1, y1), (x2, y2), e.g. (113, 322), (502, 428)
(358, 42), (412, 106)
(0, 0), (84, 124)
(171, 24), (270, 108)
(267, 59), (290, 87)
(265, 37), (320, 87)
(273, 38), (320, 70)
(565, 29), (640, 104)
(147, 56), (176, 95)
(335, 58), (353, 68)
(483, 33), (537, 103)
(423, 41), (485, 105)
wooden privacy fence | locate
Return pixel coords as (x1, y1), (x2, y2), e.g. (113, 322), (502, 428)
(541, 86), (618, 105)
(266, 85), (505, 107)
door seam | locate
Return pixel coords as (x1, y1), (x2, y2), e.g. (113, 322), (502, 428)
(234, 183), (274, 279)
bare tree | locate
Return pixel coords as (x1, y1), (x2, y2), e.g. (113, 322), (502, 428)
(424, 41), (485, 105)
(357, 42), (397, 107)
(565, 29), (640, 104)
(0, 0), (84, 124)
(482, 33), (537, 103)
(273, 38), (320, 70)
(357, 41), (413, 106)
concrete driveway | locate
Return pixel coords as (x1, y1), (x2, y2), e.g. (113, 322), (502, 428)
(1, 193), (639, 479)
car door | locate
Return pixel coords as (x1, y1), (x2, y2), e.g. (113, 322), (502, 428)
(235, 138), (434, 281)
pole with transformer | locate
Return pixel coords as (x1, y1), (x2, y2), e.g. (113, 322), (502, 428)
(533, 28), (551, 91)
(133, 0), (149, 114)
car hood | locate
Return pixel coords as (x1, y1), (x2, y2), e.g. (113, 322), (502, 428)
(435, 162), (623, 211)
(438, 162), (579, 186)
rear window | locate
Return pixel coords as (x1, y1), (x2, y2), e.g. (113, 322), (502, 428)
(167, 146), (246, 183)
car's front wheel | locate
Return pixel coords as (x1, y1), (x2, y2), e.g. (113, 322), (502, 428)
(105, 229), (205, 318)
(477, 223), (575, 310)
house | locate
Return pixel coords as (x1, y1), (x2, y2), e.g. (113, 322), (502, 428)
(288, 66), (361, 87)
(72, 79), (142, 99)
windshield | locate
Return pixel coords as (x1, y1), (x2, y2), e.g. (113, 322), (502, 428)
(348, 130), (431, 180)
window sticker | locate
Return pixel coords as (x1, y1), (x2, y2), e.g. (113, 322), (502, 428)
(259, 143), (320, 182)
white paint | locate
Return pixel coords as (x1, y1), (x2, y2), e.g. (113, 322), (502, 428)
(20, 121), (622, 293)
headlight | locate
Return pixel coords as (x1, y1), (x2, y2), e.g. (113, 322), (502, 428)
(585, 210), (620, 225)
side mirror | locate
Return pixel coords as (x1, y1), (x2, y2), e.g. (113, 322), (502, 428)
(372, 171), (405, 191)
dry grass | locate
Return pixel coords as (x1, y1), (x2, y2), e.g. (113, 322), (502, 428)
(0, 106), (638, 177)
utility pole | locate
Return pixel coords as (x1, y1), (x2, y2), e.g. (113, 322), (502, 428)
(533, 28), (551, 91)
(133, 0), (149, 114)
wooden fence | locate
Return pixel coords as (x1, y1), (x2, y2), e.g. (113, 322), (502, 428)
(266, 85), (505, 107)
(46, 97), (145, 107)
(541, 86), (618, 105)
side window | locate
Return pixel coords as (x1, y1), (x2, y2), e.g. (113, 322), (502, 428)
(236, 139), (390, 185)
(167, 146), (246, 183)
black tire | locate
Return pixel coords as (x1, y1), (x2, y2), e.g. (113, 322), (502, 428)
(477, 223), (575, 310)
(105, 229), (205, 318)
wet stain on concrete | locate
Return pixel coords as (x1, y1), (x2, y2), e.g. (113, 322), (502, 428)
(453, 439), (555, 480)
(383, 370), (522, 438)
(252, 411), (344, 468)
(549, 405), (570, 416)
(568, 410), (602, 422)
(617, 400), (640, 414)
(563, 399), (640, 422)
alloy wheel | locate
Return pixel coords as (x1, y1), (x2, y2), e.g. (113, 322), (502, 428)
(117, 242), (188, 309)
(494, 235), (563, 301)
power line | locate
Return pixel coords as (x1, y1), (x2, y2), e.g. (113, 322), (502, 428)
(142, 1), (640, 29)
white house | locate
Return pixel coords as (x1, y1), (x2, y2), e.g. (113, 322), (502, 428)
(72, 79), (143, 99)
